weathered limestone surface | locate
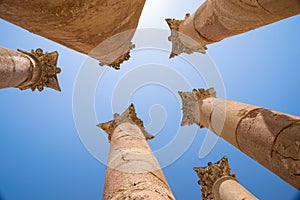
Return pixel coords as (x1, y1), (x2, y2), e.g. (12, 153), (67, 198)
(181, 88), (300, 189)
(194, 156), (257, 200)
(166, 0), (300, 56)
(213, 178), (257, 200)
(237, 110), (300, 189)
(98, 104), (175, 200)
(0, 47), (61, 91)
(0, 47), (32, 88)
(0, 0), (146, 68)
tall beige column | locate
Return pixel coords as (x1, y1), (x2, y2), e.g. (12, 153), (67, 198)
(98, 104), (175, 200)
(194, 156), (257, 200)
(0, 0), (146, 69)
(166, 0), (300, 57)
(0, 47), (61, 91)
(180, 88), (300, 189)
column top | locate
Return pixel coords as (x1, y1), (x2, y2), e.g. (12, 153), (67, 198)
(194, 156), (236, 200)
(17, 48), (61, 92)
(97, 104), (154, 141)
(99, 42), (135, 70)
(179, 87), (216, 126)
(165, 13), (207, 58)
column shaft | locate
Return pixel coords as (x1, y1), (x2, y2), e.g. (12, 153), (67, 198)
(166, 0), (300, 55)
(98, 104), (175, 200)
(0, 47), (33, 88)
(213, 177), (257, 200)
(0, 0), (145, 69)
(180, 88), (300, 189)
(193, 0), (300, 43)
(104, 123), (174, 199)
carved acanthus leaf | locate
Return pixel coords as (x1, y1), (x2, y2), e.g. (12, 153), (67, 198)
(179, 87), (216, 126)
(97, 104), (154, 141)
(193, 156), (236, 200)
(17, 48), (61, 92)
(165, 13), (207, 58)
(99, 43), (135, 70)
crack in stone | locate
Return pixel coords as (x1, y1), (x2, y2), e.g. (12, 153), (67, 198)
(270, 120), (300, 159)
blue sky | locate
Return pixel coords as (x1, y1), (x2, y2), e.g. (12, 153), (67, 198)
(0, 0), (300, 199)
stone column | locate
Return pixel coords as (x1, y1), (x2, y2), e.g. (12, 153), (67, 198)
(180, 88), (300, 189)
(194, 156), (257, 200)
(0, 47), (61, 91)
(98, 104), (175, 200)
(0, 0), (146, 70)
(166, 0), (300, 57)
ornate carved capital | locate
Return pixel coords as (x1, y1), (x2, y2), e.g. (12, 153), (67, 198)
(99, 42), (135, 70)
(194, 156), (236, 200)
(165, 14), (207, 58)
(97, 104), (154, 141)
(17, 48), (61, 92)
(179, 87), (216, 126)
